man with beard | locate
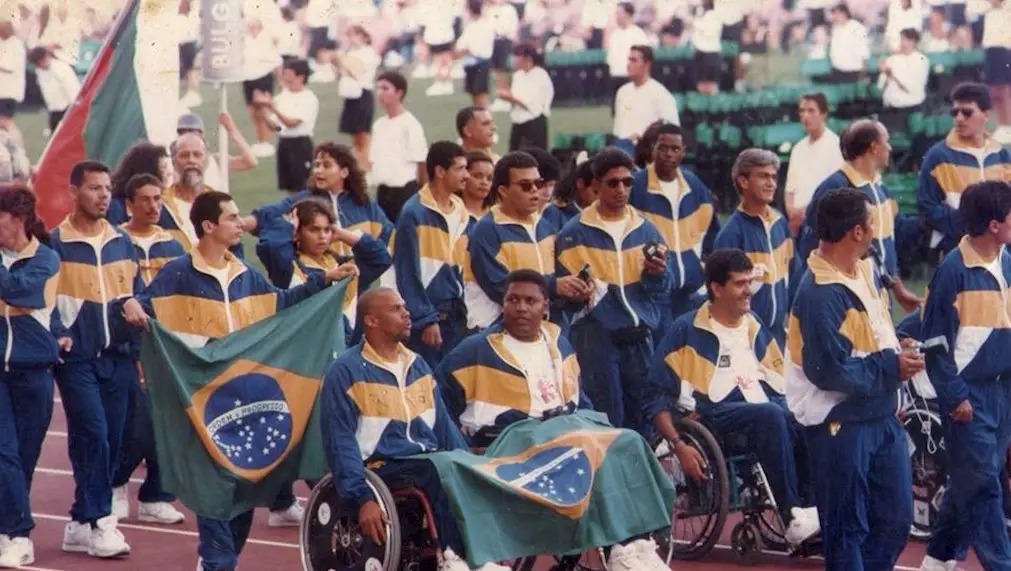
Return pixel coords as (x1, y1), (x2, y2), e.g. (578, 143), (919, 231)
(163, 133), (214, 251)
(50, 161), (141, 559)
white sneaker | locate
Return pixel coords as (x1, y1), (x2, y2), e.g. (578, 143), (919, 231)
(88, 516), (130, 558)
(607, 543), (640, 571)
(138, 501), (185, 524)
(180, 90), (203, 108)
(631, 538), (670, 571)
(425, 82), (452, 97)
(489, 99), (512, 113)
(251, 142), (276, 158)
(920, 555), (959, 571)
(411, 64), (433, 79)
(62, 521), (91, 553)
(0, 537), (34, 568)
(439, 548), (471, 571)
(784, 507), (821, 546)
(268, 502), (304, 528)
(112, 485), (129, 520)
(993, 126), (1011, 145)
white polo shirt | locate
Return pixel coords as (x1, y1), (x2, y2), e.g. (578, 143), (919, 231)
(510, 66), (554, 124)
(369, 110), (428, 187)
(612, 78), (681, 139)
(606, 24), (650, 78)
(829, 19), (870, 72)
(879, 51), (929, 109)
(784, 129), (844, 210)
(0, 36), (26, 103)
(274, 88), (320, 138)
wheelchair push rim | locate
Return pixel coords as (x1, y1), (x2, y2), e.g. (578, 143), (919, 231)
(900, 400), (947, 542)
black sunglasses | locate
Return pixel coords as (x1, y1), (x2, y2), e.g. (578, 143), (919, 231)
(511, 179), (546, 192)
(951, 107), (976, 118)
(603, 177), (635, 189)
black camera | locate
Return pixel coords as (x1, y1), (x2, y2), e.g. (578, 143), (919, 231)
(577, 264), (592, 282)
(642, 242), (662, 261)
(918, 336), (949, 356)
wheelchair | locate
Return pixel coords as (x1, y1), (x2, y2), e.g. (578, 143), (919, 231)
(898, 383), (948, 542)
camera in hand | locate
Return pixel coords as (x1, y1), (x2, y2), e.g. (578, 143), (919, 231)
(642, 242), (662, 261)
(918, 336), (949, 356)
(578, 264), (592, 282)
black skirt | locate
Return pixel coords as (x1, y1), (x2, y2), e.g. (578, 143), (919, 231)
(694, 51), (723, 83)
(339, 89), (375, 135)
(242, 73), (275, 105)
(509, 114), (548, 151)
(179, 41), (198, 76)
(464, 60), (491, 95)
(984, 47), (1011, 87)
(276, 136), (314, 192)
(492, 38), (513, 70)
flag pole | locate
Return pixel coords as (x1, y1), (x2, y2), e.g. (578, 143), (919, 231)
(219, 83), (229, 194)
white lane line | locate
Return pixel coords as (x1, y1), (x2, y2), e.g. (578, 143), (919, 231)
(35, 467), (144, 485)
(21, 566), (68, 571)
(31, 513), (299, 549)
(704, 541), (922, 570)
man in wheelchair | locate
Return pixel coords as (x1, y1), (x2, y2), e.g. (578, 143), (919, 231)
(320, 287), (510, 571)
(643, 248), (821, 547)
(435, 270), (675, 571)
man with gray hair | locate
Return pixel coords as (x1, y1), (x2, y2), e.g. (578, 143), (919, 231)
(714, 148), (798, 343)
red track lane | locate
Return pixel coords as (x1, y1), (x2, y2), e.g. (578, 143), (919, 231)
(32, 397), (983, 571)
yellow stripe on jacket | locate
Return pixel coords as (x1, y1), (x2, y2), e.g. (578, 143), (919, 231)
(346, 374), (438, 422)
(57, 260), (139, 303)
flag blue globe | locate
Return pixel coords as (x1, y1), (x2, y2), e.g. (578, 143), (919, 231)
(203, 372), (294, 470)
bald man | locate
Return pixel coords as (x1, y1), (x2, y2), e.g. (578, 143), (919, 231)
(320, 289), (507, 571)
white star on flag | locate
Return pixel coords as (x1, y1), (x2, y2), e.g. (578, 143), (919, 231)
(234, 399), (242, 406)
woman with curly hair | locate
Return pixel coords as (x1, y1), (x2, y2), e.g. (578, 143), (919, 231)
(106, 142), (171, 225)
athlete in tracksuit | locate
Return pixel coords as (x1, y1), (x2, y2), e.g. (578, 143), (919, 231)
(0, 189), (61, 567)
(786, 188), (919, 571)
(919, 181), (1011, 570)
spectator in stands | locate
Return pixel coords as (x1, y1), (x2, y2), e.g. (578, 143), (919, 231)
(455, 0), (495, 108)
(457, 106), (499, 161)
(333, 25), (381, 167)
(715, 150), (797, 344)
(498, 43), (554, 151)
(787, 188), (919, 571)
(886, 0), (926, 52)
(606, 3), (650, 106)
(828, 3), (870, 82)
(922, 7), (953, 52)
(918, 180), (1011, 571)
(784, 93), (844, 236)
(423, 0), (460, 96)
(692, 0), (724, 95)
(175, 112), (258, 193)
(241, 16), (283, 158)
(487, 0), (520, 111)
(0, 14), (26, 146)
(983, 0), (1011, 144)
(305, 0), (338, 83)
(878, 28), (930, 109)
(613, 46), (681, 153)
(258, 58), (320, 193)
(177, 0), (201, 109)
(369, 71), (429, 222)
(27, 46), (79, 134)
(581, 0), (614, 49)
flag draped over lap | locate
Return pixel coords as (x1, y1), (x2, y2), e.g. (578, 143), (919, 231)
(421, 412), (676, 566)
(140, 284), (347, 520)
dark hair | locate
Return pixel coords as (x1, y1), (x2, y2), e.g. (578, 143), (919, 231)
(951, 82), (993, 111)
(282, 57), (311, 82)
(190, 191), (234, 239)
(0, 184), (48, 244)
(831, 3), (851, 18)
(426, 141), (467, 181)
(493, 151), (539, 194)
(376, 71), (408, 99)
(112, 142), (168, 199)
(704, 248), (754, 301)
(816, 188), (871, 243)
(125, 173), (163, 202)
(591, 147), (635, 180)
(27, 46), (50, 65)
(467, 0), (482, 15)
(840, 120), (883, 161)
(465, 150), (494, 169)
(309, 142), (369, 206)
(520, 147), (561, 182)
(280, 6), (294, 20)
(455, 106), (484, 138)
(635, 120), (668, 168)
(959, 181), (1011, 237)
(555, 159), (594, 203)
(292, 197), (338, 254)
(800, 92), (829, 115)
(347, 25), (372, 45)
(630, 45), (654, 65)
(512, 42), (544, 67)
(505, 269), (549, 300)
(899, 28), (921, 43)
(618, 2), (635, 16)
(70, 160), (110, 188)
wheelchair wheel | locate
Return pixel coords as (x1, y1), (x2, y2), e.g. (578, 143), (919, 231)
(730, 521), (762, 566)
(900, 399), (947, 542)
(300, 471), (402, 571)
(651, 417), (730, 562)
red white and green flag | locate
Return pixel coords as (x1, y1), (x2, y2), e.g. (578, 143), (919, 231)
(35, 0), (178, 228)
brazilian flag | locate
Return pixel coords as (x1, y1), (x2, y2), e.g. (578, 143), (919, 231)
(140, 284), (347, 520)
(423, 411), (676, 566)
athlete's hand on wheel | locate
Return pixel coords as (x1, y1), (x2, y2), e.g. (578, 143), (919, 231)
(674, 441), (708, 481)
(359, 500), (388, 545)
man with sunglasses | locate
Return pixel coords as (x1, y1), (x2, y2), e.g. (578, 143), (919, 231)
(556, 147), (671, 436)
(918, 82), (1011, 255)
(466, 151), (592, 331)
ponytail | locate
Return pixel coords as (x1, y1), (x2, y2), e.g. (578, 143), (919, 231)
(0, 184), (50, 246)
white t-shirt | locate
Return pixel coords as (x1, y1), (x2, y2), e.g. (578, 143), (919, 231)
(606, 24), (650, 77)
(510, 66), (555, 124)
(276, 20), (303, 57)
(243, 31), (281, 80)
(422, 0), (458, 45)
(457, 15), (495, 61)
(693, 9), (723, 54)
(487, 3), (520, 39)
(0, 36), (26, 102)
(709, 320), (769, 404)
(274, 88), (319, 138)
(784, 129), (843, 210)
(502, 333), (563, 417)
(582, 0), (616, 30)
(205, 263), (236, 331)
(659, 178), (680, 204)
(840, 266), (899, 352)
(172, 195), (198, 246)
(369, 111), (428, 187)
(982, 3), (1011, 48)
(339, 45), (381, 95)
(305, 0), (336, 28)
(829, 19), (870, 72)
(879, 51), (929, 109)
(612, 78), (681, 139)
(36, 59), (81, 112)
(601, 219), (626, 245)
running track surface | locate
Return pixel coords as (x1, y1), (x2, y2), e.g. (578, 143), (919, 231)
(28, 396), (983, 571)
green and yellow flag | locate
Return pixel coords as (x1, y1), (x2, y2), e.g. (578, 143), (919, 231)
(140, 284), (346, 520)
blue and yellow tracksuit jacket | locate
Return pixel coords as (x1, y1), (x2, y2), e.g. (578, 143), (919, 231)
(555, 203), (671, 332)
(255, 213), (391, 343)
(394, 186), (470, 332)
(714, 206), (798, 343)
(920, 237), (1011, 413)
(799, 164), (899, 276)
(50, 218), (143, 361)
(251, 189), (394, 250)
(436, 322), (591, 435)
(136, 249), (328, 348)
(541, 200), (581, 234)
(320, 341), (468, 506)
(120, 225), (186, 286)
(465, 206), (556, 329)
(458, 211), (485, 331)
(644, 302), (785, 419)
(630, 165), (719, 303)
(918, 132), (1011, 252)
(0, 237), (60, 370)
(785, 252), (900, 426)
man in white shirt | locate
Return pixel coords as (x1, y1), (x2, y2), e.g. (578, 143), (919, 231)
(784, 92), (844, 234)
(612, 46), (680, 148)
(828, 3), (869, 82)
(885, 0), (926, 51)
(27, 46), (80, 133)
(422, 0), (460, 96)
(370, 71), (429, 222)
(256, 58), (320, 193)
(0, 16), (26, 145)
(496, 42), (554, 151)
(878, 29), (929, 109)
(606, 3), (650, 103)
(582, 0), (616, 49)
(486, 0), (520, 111)
(455, 0), (495, 108)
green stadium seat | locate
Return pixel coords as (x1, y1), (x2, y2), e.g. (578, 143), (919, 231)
(801, 59), (832, 78)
